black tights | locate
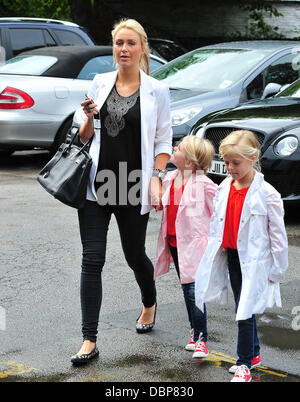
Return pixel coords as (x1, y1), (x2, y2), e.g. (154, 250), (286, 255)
(78, 201), (156, 342)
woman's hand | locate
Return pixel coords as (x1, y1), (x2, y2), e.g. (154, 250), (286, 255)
(81, 98), (99, 119)
(79, 97), (99, 143)
(149, 176), (163, 211)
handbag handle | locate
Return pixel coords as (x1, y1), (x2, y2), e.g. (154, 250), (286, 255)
(64, 129), (94, 155)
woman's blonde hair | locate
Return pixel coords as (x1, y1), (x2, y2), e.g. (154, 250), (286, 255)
(219, 130), (261, 171)
(181, 136), (215, 172)
(111, 18), (150, 75)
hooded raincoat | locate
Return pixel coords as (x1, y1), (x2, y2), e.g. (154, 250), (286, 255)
(195, 171), (288, 321)
(155, 170), (217, 284)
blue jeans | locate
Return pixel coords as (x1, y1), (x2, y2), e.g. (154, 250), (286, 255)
(168, 244), (208, 342)
(227, 248), (260, 369)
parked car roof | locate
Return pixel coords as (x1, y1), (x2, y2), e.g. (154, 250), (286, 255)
(0, 17), (79, 26)
(16, 45), (114, 78)
(200, 40), (300, 51)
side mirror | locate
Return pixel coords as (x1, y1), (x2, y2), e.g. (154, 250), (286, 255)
(261, 82), (282, 99)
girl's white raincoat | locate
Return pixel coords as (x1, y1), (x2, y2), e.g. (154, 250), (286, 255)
(195, 171), (288, 321)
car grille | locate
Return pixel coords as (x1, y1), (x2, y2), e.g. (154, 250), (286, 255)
(204, 127), (265, 154)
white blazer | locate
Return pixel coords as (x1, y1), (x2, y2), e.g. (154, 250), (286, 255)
(195, 171), (288, 321)
(73, 70), (173, 215)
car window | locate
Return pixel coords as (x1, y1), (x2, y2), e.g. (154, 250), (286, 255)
(53, 29), (86, 45)
(152, 48), (271, 91)
(77, 55), (115, 79)
(151, 42), (187, 61)
(0, 30), (5, 63)
(246, 74), (264, 100)
(265, 53), (300, 86)
(149, 58), (164, 72)
(277, 78), (300, 98)
(9, 28), (47, 56)
(44, 30), (56, 46)
(246, 52), (300, 100)
(0, 55), (57, 75)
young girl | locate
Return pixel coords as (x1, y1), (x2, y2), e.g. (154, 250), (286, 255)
(195, 130), (288, 382)
(155, 136), (217, 358)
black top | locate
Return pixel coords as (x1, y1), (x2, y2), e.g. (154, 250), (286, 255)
(95, 85), (142, 206)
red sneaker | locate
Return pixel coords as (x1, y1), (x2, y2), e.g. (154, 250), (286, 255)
(251, 354), (261, 369)
(192, 340), (209, 358)
(231, 365), (252, 382)
(185, 330), (196, 351)
(229, 354), (261, 373)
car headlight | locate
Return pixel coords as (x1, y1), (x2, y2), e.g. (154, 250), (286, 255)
(274, 135), (298, 157)
(171, 106), (203, 126)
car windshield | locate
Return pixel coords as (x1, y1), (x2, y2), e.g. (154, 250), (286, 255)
(0, 55), (57, 75)
(277, 79), (300, 98)
(152, 48), (271, 91)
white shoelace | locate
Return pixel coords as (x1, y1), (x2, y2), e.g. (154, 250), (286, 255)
(235, 365), (250, 377)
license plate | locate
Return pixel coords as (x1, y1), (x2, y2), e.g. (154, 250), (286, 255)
(208, 160), (228, 176)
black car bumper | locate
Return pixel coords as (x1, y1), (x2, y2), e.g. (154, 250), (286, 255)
(261, 147), (300, 203)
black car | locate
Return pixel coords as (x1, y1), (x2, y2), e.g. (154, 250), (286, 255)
(0, 17), (96, 60)
(191, 79), (300, 204)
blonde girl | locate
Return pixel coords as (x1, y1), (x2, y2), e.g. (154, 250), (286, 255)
(195, 130), (288, 382)
(155, 136), (217, 359)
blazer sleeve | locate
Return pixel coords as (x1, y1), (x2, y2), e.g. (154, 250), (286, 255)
(267, 189), (289, 283)
(87, 74), (101, 103)
(72, 75), (101, 128)
(153, 84), (173, 158)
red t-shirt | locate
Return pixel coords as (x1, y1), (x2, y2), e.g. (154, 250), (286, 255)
(221, 181), (249, 250)
(167, 180), (185, 247)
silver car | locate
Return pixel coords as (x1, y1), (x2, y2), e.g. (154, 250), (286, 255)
(0, 45), (165, 156)
(152, 40), (300, 146)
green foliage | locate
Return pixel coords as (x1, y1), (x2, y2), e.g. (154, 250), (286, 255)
(233, 0), (284, 40)
(0, 0), (71, 21)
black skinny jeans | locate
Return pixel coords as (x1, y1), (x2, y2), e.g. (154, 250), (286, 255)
(78, 200), (156, 342)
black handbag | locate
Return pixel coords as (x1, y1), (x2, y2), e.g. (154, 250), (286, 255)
(37, 131), (93, 209)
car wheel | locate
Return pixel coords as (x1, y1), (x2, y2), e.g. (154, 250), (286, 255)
(0, 149), (15, 157)
(51, 116), (73, 154)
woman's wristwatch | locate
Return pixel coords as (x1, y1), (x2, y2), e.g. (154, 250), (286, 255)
(152, 168), (167, 181)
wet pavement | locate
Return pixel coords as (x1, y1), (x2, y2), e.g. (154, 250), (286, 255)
(0, 150), (299, 385)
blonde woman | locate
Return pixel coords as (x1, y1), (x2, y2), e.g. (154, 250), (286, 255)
(195, 130), (288, 382)
(71, 19), (172, 364)
(154, 136), (217, 359)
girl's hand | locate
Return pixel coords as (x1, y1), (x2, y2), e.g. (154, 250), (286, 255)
(149, 177), (163, 211)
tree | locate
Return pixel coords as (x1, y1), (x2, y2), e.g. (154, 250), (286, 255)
(234, 0), (284, 40)
(0, 0), (71, 21)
